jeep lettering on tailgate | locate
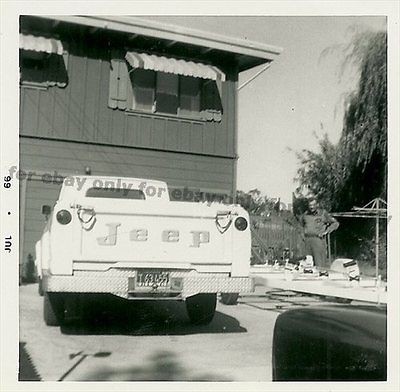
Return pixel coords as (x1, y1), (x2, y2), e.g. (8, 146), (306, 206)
(96, 222), (210, 248)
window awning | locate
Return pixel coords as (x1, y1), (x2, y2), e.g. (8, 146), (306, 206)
(125, 51), (225, 82)
(19, 34), (64, 55)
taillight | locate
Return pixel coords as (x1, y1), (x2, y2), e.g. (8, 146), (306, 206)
(234, 217), (248, 231)
(56, 209), (72, 225)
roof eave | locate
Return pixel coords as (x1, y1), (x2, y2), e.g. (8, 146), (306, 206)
(35, 15), (282, 67)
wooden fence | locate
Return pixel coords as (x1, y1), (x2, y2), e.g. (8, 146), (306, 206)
(250, 214), (305, 263)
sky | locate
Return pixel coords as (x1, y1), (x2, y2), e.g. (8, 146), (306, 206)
(146, 16), (386, 204)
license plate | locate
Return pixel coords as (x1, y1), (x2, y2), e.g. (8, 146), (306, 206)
(136, 270), (170, 287)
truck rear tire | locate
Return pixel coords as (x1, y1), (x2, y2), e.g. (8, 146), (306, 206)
(186, 293), (217, 325)
(43, 293), (64, 326)
(220, 293), (239, 305)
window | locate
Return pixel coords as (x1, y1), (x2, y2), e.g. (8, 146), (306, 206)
(129, 69), (222, 120)
(19, 34), (68, 89)
(155, 73), (179, 115)
(85, 187), (146, 200)
(19, 50), (68, 89)
(201, 80), (222, 120)
(130, 68), (155, 111)
(180, 76), (201, 116)
(109, 59), (223, 121)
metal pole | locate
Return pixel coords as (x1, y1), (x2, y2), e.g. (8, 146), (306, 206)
(334, 237), (337, 258)
(327, 233), (332, 265)
(237, 63), (272, 91)
(375, 211), (380, 280)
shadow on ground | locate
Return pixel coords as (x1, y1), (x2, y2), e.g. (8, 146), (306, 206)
(60, 296), (246, 336)
(19, 342), (41, 381)
(67, 350), (231, 381)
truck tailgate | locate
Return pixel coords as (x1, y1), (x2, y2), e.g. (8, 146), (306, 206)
(76, 200), (234, 266)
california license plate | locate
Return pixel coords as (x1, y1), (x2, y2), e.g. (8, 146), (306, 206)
(136, 270), (170, 287)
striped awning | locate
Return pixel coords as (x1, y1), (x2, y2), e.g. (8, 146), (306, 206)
(125, 51), (225, 82)
(19, 34), (64, 55)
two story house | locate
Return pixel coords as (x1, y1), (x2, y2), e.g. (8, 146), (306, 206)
(19, 15), (281, 277)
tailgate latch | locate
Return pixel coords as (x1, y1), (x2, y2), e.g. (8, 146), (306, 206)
(74, 204), (96, 230)
(215, 211), (234, 234)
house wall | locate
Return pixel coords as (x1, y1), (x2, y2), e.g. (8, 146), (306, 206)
(19, 32), (238, 272)
(19, 39), (237, 158)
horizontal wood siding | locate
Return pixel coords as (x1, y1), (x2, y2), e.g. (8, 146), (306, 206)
(20, 137), (234, 188)
(19, 41), (237, 157)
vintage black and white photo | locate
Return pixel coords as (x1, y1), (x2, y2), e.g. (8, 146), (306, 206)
(0, 2), (399, 390)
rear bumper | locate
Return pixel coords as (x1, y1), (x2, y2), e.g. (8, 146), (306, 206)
(42, 269), (254, 299)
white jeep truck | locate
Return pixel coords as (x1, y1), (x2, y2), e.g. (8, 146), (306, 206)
(35, 176), (253, 326)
